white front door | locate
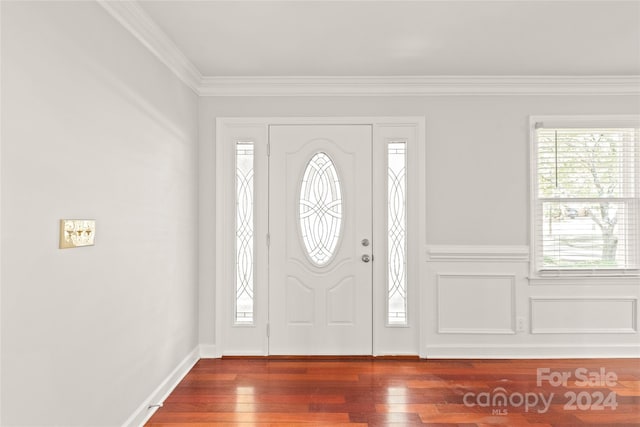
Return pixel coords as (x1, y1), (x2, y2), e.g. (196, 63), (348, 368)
(268, 125), (373, 355)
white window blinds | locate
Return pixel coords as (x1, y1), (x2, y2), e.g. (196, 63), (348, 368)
(533, 122), (639, 273)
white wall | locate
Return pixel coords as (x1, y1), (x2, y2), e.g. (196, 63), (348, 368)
(1, 2), (199, 425)
(199, 95), (640, 357)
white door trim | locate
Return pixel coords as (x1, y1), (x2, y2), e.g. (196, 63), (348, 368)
(214, 117), (426, 357)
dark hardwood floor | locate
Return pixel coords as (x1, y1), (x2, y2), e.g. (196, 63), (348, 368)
(146, 357), (640, 426)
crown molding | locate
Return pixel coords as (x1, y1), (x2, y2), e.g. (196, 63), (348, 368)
(97, 0), (201, 93)
(98, 2), (640, 97)
(198, 75), (640, 96)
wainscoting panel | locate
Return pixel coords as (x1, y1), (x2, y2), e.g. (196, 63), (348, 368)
(424, 245), (640, 358)
(437, 274), (515, 334)
(531, 297), (638, 334)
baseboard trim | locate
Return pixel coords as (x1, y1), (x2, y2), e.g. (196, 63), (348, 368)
(122, 346), (200, 427)
(199, 344), (221, 358)
(425, 344), (640, 359)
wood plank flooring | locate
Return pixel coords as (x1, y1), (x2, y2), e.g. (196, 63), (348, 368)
(146, 357), (640, 426)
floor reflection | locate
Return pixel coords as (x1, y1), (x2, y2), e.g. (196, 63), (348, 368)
(384, 385), (409, 422)
(235, 386), (256, 422)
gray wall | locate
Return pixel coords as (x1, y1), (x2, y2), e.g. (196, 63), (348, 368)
(198, 95), (640, 349)
(2, 0), (639, 423)
(1, 2), (199, 425)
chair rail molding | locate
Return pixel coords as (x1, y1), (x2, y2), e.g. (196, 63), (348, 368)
(426, 245), (530, 263)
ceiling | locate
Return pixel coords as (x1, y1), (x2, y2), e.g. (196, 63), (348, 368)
(137, 0), (640, 77)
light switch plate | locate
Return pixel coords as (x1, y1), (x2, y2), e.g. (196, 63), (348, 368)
(59, 219), (95, 249)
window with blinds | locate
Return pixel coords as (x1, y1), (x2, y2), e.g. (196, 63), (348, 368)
(532, 119), (639, 274)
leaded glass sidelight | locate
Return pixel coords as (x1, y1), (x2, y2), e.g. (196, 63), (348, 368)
(235, 142), (254, 324)
(388, 142), (407, 325)
(299, 152), (343, 266)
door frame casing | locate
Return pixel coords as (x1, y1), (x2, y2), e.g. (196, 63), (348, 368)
(214, 117), (426, 357)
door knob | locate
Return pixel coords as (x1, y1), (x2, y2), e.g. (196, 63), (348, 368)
(361, 254), (371, 263)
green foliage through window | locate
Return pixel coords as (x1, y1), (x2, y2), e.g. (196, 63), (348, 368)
(535, 127), (639, 271)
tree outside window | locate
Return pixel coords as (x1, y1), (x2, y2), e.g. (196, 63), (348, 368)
(536, 127), (638, 271)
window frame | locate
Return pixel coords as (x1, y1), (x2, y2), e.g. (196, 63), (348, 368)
(529, 115), (640, 278)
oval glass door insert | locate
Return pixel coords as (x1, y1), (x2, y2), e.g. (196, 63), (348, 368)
(299, 152), (343, 266)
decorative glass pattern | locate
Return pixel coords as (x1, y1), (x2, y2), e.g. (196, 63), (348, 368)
(388, 142), (407, 325)
(299, 152), (343, 266)
(235, 142), (254, 324)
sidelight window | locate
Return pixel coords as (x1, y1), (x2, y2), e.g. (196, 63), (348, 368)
(236, 142), (254, 324)
(388, 142), (407, 325)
